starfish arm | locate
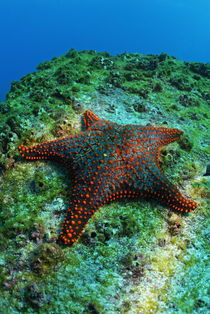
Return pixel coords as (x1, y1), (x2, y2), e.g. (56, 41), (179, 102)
(138, 164), (197, 213)
(18, 137), (78, 165)
(82, 110), (103, 129)
(59, 171), (137, 245)
(59, 181), (104, 245)
(132, 125), (184, 150)
(59, 202), (97, 245)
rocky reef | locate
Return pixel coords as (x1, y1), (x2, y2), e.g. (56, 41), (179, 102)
(0, 49), (209, 313)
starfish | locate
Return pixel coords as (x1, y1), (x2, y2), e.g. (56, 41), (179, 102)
(18, 110), (197, 245)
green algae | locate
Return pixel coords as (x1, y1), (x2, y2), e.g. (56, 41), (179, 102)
(0, 49), (209, 312)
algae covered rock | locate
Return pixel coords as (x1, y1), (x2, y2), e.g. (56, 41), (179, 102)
(0, 49), (209, 313)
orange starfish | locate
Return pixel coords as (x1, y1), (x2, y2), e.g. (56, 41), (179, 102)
(19, 110), (197, 245)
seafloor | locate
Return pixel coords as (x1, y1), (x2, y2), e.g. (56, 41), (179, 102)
(0, 49), (209, 313)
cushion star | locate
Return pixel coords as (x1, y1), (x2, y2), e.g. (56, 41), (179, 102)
(18, 110), (197, 245)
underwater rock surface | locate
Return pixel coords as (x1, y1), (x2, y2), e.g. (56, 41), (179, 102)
(0, 49), (209, 313)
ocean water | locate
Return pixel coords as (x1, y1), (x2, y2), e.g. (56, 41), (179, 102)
(0, 0), (209, 100)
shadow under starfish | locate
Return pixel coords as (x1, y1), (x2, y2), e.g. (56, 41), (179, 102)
(18, 110), (197, 245)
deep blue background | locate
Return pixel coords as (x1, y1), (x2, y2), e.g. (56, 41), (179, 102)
(0, 0), (210, 100)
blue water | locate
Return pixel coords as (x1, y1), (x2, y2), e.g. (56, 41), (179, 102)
(0, 0), (210, 100)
